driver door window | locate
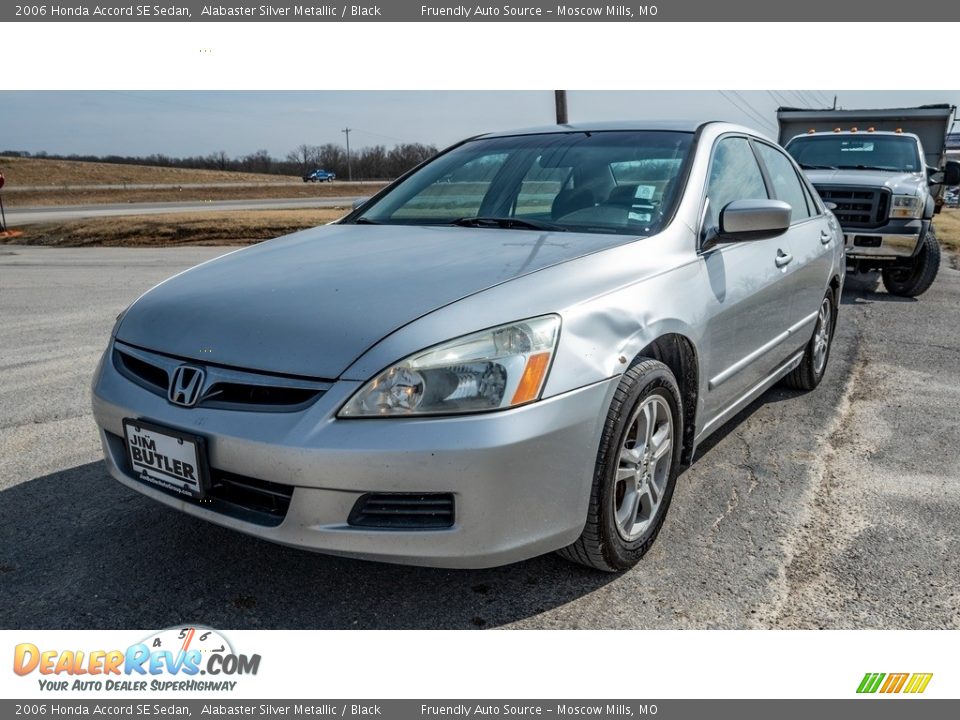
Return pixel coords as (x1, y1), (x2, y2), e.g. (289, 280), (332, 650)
(704, 137), (768, 232)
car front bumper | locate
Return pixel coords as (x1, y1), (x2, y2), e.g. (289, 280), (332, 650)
(91, 347), (618, 568)
(844, 218), (928, 259)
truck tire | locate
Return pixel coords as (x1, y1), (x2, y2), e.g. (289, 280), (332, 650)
(781, 290), (835, 391)
(557, 359), (682, 572)
(882, 229), (940, 297)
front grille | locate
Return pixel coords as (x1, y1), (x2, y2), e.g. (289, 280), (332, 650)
(348, 493), (455, 529)
(113, 342), (330, 413)
(204, 382), (319, 409)
(815, 185), (890, 228)
(116, 351), (168, 393)
(106, 430), (293, 527)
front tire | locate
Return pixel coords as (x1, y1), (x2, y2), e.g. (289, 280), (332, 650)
(781, 290), (835, 391)
(557, 359), (683, 572)
(882, 229), (940, 297)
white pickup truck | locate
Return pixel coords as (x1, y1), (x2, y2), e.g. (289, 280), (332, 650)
(779, 105), (960, 297)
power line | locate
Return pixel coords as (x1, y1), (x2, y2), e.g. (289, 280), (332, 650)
(767, 90), (790, 108)
(717, 91), (776, 132)
(717, 91), (767, 128)
(729, 91), (778, 131)
(810, 90), (832, 106)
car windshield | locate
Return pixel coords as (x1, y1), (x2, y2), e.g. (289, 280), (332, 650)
(786, 134), (922, 172)
(349, 130), (694, 236)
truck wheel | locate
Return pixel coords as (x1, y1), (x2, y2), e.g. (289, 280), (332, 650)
(781, 291), (835, 391)
(882, 229), (940, 297)
(557, 359), (682, 572)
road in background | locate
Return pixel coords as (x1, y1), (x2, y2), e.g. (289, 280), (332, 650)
(0, 245), (957, 629)
(3, 181), (378, 192)
(6, 197), (366, 225)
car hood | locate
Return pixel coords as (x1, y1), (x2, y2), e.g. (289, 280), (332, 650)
(803, 168), (925, 195)
(116, 223), (628, 379)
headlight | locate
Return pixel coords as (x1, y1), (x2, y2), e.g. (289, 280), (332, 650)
(890, 195), (923, 219)
(339, 315), (561, 417)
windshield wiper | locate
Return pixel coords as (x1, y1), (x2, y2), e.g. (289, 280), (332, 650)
(450, 216), (568, 232)
(799, 163), (837, 170)
(353, 217), (381, 225)
(835, 165), (898, 172)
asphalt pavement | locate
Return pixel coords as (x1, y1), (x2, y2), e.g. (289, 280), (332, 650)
(1, 245), (957, 629)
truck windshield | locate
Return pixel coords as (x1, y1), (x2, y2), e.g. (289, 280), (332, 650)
(349, 130), (694, 237)
(785, 134), (921, 172)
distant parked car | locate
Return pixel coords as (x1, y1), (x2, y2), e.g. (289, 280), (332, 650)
(303, 169), (336, 183)
(92, 121), (844, 571)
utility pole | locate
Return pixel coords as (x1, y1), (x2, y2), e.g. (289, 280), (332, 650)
(554, 90), (568, 125)
(342, 128), (353, 182)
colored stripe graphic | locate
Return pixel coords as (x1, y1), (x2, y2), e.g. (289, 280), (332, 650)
(857, 672), (932, 694)
(857, 673), (885, 693)
(903, 673), (933, 694)
(880, 673), (909, 693)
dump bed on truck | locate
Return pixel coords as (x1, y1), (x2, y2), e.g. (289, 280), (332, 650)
(777, 105), (957, 169)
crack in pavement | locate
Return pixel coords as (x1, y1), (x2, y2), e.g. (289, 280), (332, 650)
(709, 432), (761, 535)
(754, 311), (869, 628)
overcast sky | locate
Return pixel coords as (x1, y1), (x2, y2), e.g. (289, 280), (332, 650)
(1, 90), (957, 158)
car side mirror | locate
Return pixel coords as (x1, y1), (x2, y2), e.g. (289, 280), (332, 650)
(352, 198), (370, 211)
(943, 161), (960, 187)
(705, 199), (791, 248)
(823, 201), (838, 212)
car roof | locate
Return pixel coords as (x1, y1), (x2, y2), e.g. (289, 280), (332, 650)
(475, 120), (772, 142)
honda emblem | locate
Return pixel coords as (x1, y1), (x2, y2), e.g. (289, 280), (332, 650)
(168, 365), (206, 407)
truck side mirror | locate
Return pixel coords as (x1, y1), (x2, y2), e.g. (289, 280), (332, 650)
(944, 161), (960, 187)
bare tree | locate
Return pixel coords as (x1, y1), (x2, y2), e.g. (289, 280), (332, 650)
(286, 144), (318, 174)
(242, 149), (273, 174)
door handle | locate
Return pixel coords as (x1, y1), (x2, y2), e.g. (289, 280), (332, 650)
(775, 250), (793, 268)
(820, 230), (831, 245)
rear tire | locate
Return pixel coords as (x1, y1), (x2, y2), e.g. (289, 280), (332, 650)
(781, 290), (835, 391)
(557, 359), (683, 572)
(882, 229), (940, 297)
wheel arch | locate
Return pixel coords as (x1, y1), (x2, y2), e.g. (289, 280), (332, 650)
(829, 274), (842, 321)
(633, 333), (699, 466)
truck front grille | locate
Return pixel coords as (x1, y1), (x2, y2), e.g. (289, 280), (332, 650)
(814, 185), (890, 228)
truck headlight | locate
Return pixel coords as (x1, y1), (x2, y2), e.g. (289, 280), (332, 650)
(339, 315), (561, 417)
(890, 195), (923, 219)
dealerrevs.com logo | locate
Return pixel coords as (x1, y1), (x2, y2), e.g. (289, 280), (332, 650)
(857, 672), (933, 694)
(13, 627), (261, 692)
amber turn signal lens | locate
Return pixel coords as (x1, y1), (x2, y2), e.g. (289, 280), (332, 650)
(511, 352), (552, 405)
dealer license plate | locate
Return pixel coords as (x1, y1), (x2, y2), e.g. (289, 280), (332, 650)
(123, 419), (208, 499)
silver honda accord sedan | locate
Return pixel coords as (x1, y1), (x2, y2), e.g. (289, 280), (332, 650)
(92, 121), (844, 571)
